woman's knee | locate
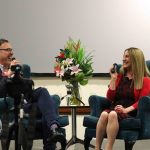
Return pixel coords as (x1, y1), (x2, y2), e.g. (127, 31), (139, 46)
(99, 111), (109, 122)
(108, 111), (118, 121)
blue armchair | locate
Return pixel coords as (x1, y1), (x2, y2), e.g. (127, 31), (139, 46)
(0, 95), (69, 149)
(0, 64), (69, 149)
(83, 60), (150, 150)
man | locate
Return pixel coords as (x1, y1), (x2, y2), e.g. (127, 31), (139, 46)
(0, 39), (16, 77)
(0, 39), (66, 150)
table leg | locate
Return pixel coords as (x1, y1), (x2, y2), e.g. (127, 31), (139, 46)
(66, 107), (84, 149)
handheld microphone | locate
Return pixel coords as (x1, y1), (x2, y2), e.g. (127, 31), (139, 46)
(11, 57), (16, 61)
(111, 63), (118, 73)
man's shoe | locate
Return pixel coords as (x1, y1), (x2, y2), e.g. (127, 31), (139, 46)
(48, 128), (64, 142)
(47, 128), (66, 149)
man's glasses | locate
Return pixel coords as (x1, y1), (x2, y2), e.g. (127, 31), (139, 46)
(0, 48), (13, 52)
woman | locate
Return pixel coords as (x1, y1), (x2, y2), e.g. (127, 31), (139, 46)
(95, 47), (150, 150)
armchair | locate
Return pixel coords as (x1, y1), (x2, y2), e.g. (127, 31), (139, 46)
(83, 95), (150, 150)
(0, 95), (69, 149)
(83, 60), (150, 150)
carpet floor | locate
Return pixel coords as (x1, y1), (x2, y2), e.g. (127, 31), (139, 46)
(5, 139), (150, 150)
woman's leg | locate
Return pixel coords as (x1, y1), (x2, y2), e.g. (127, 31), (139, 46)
(105, 111), (119, 150)
(95, 111), (109, 150)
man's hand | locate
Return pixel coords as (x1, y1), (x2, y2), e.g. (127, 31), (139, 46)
(3, 68), (13, 77)
(10, 58), (20, 66)
(3, 58), (21, 77)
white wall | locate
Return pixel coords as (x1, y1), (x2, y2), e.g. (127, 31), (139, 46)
(0, 0), (150, 73)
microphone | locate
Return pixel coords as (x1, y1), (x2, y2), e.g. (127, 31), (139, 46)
(11, 57), (16, 61)
(111, 63), (118, 73)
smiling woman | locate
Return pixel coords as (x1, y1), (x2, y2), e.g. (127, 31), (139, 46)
(95, 47), (150, 150)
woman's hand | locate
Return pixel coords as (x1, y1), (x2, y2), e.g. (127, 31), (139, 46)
(110, 66), (118, 80)
(115, 105), (135, 115)
(114, 105), (127, 114)
(108, 66), (118, 90)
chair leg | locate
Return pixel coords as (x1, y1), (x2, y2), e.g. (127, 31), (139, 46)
(1, 123), (14, 150)
(124, 140), (136, 150)
(60, 140), (66, 150)
(84, 137), (93, 150)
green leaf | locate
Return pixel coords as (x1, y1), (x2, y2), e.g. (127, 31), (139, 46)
(75, 72), (85, 81)
(79, 79), (88, 85)
(77, 48), (84, 64)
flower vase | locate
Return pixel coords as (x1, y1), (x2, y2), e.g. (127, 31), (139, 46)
(67, 81), (81, 106)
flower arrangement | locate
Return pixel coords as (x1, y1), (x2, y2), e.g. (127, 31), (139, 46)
(54, 38), (93, 86)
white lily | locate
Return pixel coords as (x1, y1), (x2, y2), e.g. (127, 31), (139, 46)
(69, 64), (82, 75)
(62, 58), (73, 66)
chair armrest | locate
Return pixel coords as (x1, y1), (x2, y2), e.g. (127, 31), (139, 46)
(83, 115), (98, 128)
(146, 60), (150, 71)
(88, 95), (111, 117)
(137, 96), (150, 138)
(0, 97), (14, 113)
(58, 115), (69, 127)
(51, 95), (69, 127)
(83, 95), (110, 128)
(22, 64), (31, 79)
(51, 94), (60, 115)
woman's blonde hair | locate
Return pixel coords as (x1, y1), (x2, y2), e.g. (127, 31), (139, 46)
(122, 47), (150, 89)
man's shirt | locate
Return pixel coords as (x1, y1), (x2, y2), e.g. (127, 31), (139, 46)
(0, 64), (3, 77)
